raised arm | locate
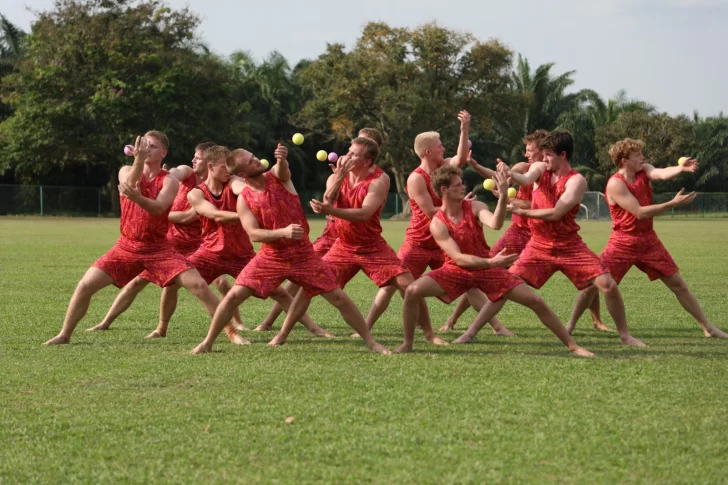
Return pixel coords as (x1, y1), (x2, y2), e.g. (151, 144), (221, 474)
(271, 144), (291, 182)
(188, 188), (240, 224)
(407, 172), (439, 218)
(643, 159), (698, 182)
(446, 110), (472, 168)
(474, 171), (509, 229)
(311, 172), (390, 222)
(167, 165), (194, 182)
(237, 194), (303, 243)
(119, 136), (149, 187)
(430, 218), (517, 269)
(323, 155), (355, 203)
(607, 177), (696, 220)
(510, 174), (586, 222)
(466, 152), (497, 179)
(118, 173), (179, 216)
(508, 161), (546, 187)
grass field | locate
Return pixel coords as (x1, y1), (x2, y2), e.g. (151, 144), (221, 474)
(1, 217), (727, 484)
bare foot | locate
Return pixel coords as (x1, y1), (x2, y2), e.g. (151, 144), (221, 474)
(593, 322), (615, 332)
(706, 327), (728, 338)
(492, 327), (515, 337)
(620, 335), (647, 347)
(452, 333), (475, 344)
(43, 335), (70, 345)
(350, 332), (362, 338)
(190, 342), (212, 354)
(144, 329), (166, 339)
(368, 343), (392, 355)
(227, 333), (250, 345)
(268, 334), (287, 347)
(86, 323), (111, 332)
(566, 323), (576, 335)
(312, 329), (335, 338)
(393, 343), (413, 354)
(232, 322), (249, 332)
(570, 346), (595, 358)
(438, 322), (455, 332)
(425, 335), (449, 346)
(254, 323), (274, 332)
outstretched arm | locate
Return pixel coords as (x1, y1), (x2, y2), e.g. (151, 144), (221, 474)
(118, 173), (179, 216)
(607, 177), (696, 220)
(311, 173), (390, 222)
(643, 160), (698, 182)
(475, 170), (509, 229)
(510, 174), (586, 222)
(466, 152), (497, 179)
(167, 165), (194, 182)
(271, 144), (291, 182)
(237, 195), (303, 243)
(446, 110), (472, 168)
(188, 188), (240, 224)
(168, 207), (198, 225)
(431, 218), (517, 269)
(508, 161), (546, 187)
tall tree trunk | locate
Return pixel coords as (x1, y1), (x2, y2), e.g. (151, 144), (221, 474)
(390, 157), (411, 219)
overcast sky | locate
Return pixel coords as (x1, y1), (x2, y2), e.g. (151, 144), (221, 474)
(5, 0), (727, 117)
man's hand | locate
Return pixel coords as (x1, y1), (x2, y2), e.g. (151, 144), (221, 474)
(464, 191), (477, 201)
(458, 110), (471, 131)
(133, 135), (149, 162)
(672, 188), (698, 207)
(118, 181), (141, 201)
(493, 169), (509, 197)
(681, 157), (699, 173)
(507, 202), (525, 215)
(283, 224), (304, 240)
(330, 153), (355, 175)
(488, 249), (518, 268)
(274, 143), (288, 162)
(310, 198), (333, 215)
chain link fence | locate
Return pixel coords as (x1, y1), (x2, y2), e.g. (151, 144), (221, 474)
(2, 185), (727, 219)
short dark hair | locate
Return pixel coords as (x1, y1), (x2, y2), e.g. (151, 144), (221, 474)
(358, 127), (383, 147)
(431, 165), (462, 196)
(195, 141), (216, 153)
(352, 136), (380, 165)
(541, 131), (574, 160)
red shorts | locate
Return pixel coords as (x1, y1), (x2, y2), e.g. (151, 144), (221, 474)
(397, 239), (445, 279)
(312, 234), (336, 258)
(168, 236), (201, 258)
(93, 239), (192, 288)
(188, 248), (254, 284)
(509, 238), (608, 290)
(427, 264), (523, 304)
(235, 245), (339, 299)
(601, 232), (679, 284)
(489, 225), (531, 257)
(323, 239), (410, 288)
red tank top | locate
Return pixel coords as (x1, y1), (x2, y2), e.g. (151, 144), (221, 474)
(434, 200), (491, 266)
(608, 170), (654, 235)
(319, 217), (338, 240)
(336, 166), (386, 245)
(119, 170), (170, 247)
(197, 182), (255, 258)
(530, 169), (581, 245)
(510, 162), (534, 231)
(241, 171), (311, 254)
(166, 171), (202, 245)
(404, 166), (441, 249)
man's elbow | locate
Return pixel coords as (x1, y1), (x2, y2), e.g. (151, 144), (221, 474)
(635, 210), (649, 220)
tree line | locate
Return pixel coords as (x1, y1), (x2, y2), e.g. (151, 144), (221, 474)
(1, 0), (726, 214)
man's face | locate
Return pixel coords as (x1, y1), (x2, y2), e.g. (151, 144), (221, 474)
(192, 150), (207, 177)
(426, 138), (446, 165)
(233, 150), (266, 177)
(623, 151), (645, 172)
(525, 142), (543, 163)
(347, 143), (372, 169)
(144, 135), (167, 164)
(541, 148), (565, 172)
(443, 175), (466, 201)
(208, 160), (231, 183)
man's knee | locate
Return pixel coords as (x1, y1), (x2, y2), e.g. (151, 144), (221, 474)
(594, 274), (618, 295)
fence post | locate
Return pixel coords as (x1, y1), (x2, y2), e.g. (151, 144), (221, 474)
(40, 185), (44, 216)
(395, 194), (399, 214)
(98, 188), (102, 217)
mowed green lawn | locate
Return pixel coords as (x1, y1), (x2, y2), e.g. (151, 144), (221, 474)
(1, 217), (727, 484)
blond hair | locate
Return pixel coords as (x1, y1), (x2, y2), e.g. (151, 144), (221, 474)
(225, 149), (247, 174)
(358, 127), (383, 147)
(609, 138), (645, 168)
(204, 145), (230, 165)
(414, 131), (441, 158)
(145, 130), (169, 150)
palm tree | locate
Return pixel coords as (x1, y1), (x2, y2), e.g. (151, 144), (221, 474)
(0, 14), (27, 125)
(693, 114), (728, 191)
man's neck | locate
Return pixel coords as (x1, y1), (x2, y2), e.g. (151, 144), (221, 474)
(143, 162), (162, 181)
(441, 197), (463, 219)
(618, 166), (637, 182)
(195, 173), (206, 185)
(243, 173), (266, 191)
(349, 164), (375, 184)
(419, 156), (441, 174)
(551, 161), (573, 180)
(205, 176), (225, 194)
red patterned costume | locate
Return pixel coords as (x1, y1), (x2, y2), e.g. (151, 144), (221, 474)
(93, 170), (192, 288)
(165, 171), (202, 256)
(235, 172), (339, 298)
(323, 166), (409, 287)
(187, 182), (256, 284)
(510, 169), (607, 289)
(397, 167), (446, 279)
(311, 217), (337, 258)
(601, 170), (678, 283)
(427, 200), (522, 303)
